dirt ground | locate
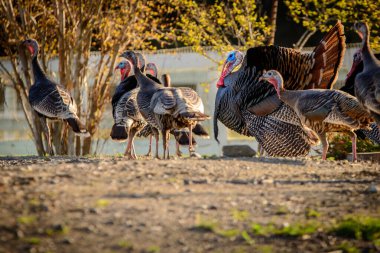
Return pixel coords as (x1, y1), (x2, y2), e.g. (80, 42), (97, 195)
(0, 156), (379, 253)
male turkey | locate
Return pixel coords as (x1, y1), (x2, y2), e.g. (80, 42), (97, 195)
(214, 21), (345, 157)
(23, 39), (89, 156)
(340, 50), (380, 144)
(353, 22), (380, 126)
(260, 70), (372, 161)
(120, 50), (210, 159)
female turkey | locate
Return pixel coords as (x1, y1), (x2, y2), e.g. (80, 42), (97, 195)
(260, 70), (372, 161)
(340, 50), (380, 144)
(23, 39), (89, 155)
(214, 21), (345, 157)
(353, 22), (380, 126)
(161, 73), (209, 157)
(111, 60), (161, 159)
(120, 50), (210, 159)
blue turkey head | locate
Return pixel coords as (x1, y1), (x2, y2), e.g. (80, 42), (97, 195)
(217, 50), (244, 88)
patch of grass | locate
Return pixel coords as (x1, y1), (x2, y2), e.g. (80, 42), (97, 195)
(146, 245), (160, 253)
(251, 222), (319, 237)
(17, 215), (36, 225)
(23, 237), (40, 245)
(194, 215), (218, 232)
(241, 230), (254, 245)
(257, 245), (273, 253)
(274, 206), (289, 215)
(117, 240), (133, 250)
(28, 198), (40, 206)
(330, 216), (380, 241)
(336, 241), (360, 253)
(232, 209), (250, 222)
(251, 223), (276, 236)
(96, 199), (110, 208)
(46, 225), (70, 236)
(275, 222), (319, 237)
(306, 208), (321, 218)
(216, 228), (240, 238)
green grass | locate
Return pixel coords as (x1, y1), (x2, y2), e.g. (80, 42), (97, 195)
(17, 215), (37, 225)
(96, 199), (110, 208)
(241, 230), (254, 245)
(23, 237), (41, 245)
(232, 209), (250, 222)
(274, 206), (289, 215)
(251, 222), (319, 237)
(194, 215), (218, 232)
(117, 240), (133, 250)
(305, 208), (321, 218)
(146, 245), (160, 253)
(336, 242), (360, 253)
(330, 216), (380, 241)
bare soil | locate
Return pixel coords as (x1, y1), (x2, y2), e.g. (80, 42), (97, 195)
(0, 156), (379, 253)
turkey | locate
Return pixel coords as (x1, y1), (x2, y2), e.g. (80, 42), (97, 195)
(23, 39), (90, 156)
(161, 73), (209, 157)
(110, 59), (161, 159)
(214, 21), (345, 157)
(260, 70), (372, 161)
(340, 50), (380, 144)
(120, 50), (210, 159)
(353, 22), (380, 126)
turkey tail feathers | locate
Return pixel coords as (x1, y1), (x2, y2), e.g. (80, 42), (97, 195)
(66, 117), (90, 137)
(309, 20), (346, 90)
(110, 124), (128, 142)
(192, 123), (210, 138)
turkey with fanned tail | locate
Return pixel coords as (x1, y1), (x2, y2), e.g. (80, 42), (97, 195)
(23, 39), (90, 156)
(214, 21), (346, 157)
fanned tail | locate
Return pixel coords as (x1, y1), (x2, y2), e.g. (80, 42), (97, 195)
(308, 20), (346, 89)
(66, 117), (90, 137)
(243, 111), (312, 157)
(110, 124), (128, 142)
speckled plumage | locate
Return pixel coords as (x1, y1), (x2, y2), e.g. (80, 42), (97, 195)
(214, 22), (345, 157)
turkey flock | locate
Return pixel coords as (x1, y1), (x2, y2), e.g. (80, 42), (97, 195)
(23, 21), (380, 161)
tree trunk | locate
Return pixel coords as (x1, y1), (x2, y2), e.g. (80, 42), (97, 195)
(267, 0), (278, 45)
(294, 29), (316, 50)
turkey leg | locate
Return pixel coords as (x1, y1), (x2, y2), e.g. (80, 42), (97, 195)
(40, 117), (54, 156)
(145, 135), (153, 157)
(347, 131), (357, 162)
(317, 132), (328, 160)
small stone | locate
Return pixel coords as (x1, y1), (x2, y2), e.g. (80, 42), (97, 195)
(365, 183), (377, 194)
(222, 145), (256, 157)
(61, 238), (73, 244)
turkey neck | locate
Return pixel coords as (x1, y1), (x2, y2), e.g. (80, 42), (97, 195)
(361, 29), (380, 70)
(277, 89), (300, 109)
(31, 53), (47, 81)
(134, 65), (161, 92)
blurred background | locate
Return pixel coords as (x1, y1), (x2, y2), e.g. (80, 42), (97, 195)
(0, 0), (379, 156)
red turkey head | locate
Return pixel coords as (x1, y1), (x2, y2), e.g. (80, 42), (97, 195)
(346, 49), (362, 79)
(217, 50), (244, 88)
(146, 63), (158, 78)
(22, 39), (39, 57)
(260, 70), (284, 98)
(354, 22), (368, 40)
(115, 60), (132, 80)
